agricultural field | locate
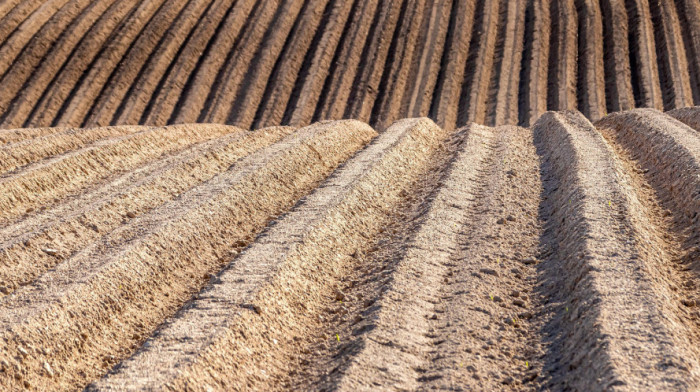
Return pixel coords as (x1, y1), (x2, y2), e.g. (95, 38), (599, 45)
(0, 0), (696, 130)
(1, 0), (700, 391)
(0, 108), (700, 390)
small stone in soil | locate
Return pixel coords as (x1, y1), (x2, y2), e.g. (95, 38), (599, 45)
(42, 248), (59, 256)
(43, 362), (54, 377)
(479, 268), (498, 276)
(497, 218), (506, 225)
(513, 299), (526, 307)
(506, 215), (516, 222)
(682, 299), (696, 307)
(522, 257), (537, 265)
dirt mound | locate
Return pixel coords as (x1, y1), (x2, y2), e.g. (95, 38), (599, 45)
(0, 107), (699, 390)
(0, 1), (698, 130)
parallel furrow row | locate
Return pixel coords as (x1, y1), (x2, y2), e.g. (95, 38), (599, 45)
(0, 120), (375, 391)
(0, 0), (697, 129)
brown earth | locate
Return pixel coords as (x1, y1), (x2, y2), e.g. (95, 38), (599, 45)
(0, 1), (698, 130)
(3, 1), (700, 391)
(0, 107), (698, 391)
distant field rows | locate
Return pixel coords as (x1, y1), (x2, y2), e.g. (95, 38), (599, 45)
(0, 0), (698, 130)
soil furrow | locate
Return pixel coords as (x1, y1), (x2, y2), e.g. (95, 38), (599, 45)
(172, 0), (274, 124)
(575, 0), (606, 120)
(196, 0), (291, 124)
(89, 117), (448, 391)
(83, 0), (206, 127)
(0, 126), (294, 297)
(0, 0), (104, 116)
(165, 0), (257, 125)
(625, 0), (664, 109)
(668, 106), (700, 131)
(0, 124), (138, 175)
(533, 110), (700, 389)
(102, 0), (217, 127)
(418, 126), (541, 390)
(430, 0), (476, 130)
(546, 0), (577, 111)
(674, 0), (700, 105)
(403, 0), (451, 119)
(486, 0), (526, 126)
(0, 126), (70, 145)
(139, 0), (239, 126)
(455, 0), (501, 127)
(279, 0), (357, 127)
(599, 0), (634, 113)
(312, 122), (542, 390)
(0, 0), (25, 32)
(648, 0), (693, 110)
(308, 0), (380, 125)
(250, 0), (335, 129)
(596, 108), (700, 261)
(344, 0), (407, 124)
(223, 0), (311, 129)
(516, 0), (550, 127)
(0, 1), (44, 46)
(51, 0), (171, 127)
(369, 0), (426, 131)
(19, 0), (142, 128)
(0, 0), (122, 129)
(0, 0), (72, 79)
(0, 120), (375, 391)
(251, 0), (336, 129)
(0, 124), (227, 225)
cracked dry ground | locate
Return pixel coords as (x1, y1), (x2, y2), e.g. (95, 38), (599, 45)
(2, 106), (700, 391)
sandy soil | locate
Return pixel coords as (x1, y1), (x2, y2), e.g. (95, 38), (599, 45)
(0, 107), (698, 390)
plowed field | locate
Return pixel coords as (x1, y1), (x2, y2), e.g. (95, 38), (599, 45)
(3, 1), (700, 391)
(0, 0), (698, 130)
(0, 107), (699, 390)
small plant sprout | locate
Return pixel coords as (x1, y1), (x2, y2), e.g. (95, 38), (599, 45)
(525, 361), (529, 368)
(565, 306), (569, 312)
(608, 200), (611, 207)
(490, 294), (494, 301)
(336, 333), (340, 342)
